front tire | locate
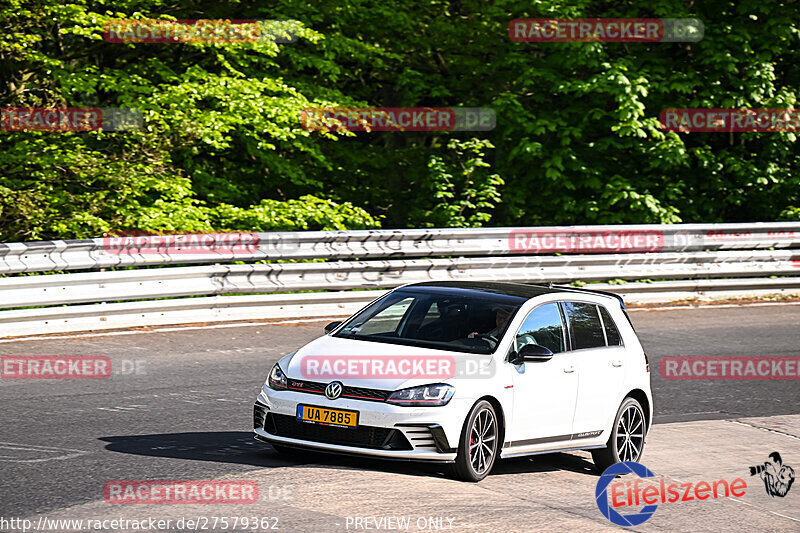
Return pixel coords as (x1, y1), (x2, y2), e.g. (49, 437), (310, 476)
(592, 397), (647, 472)
(450, 400), (499, 482)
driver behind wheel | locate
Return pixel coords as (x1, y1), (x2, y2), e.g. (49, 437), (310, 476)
(467, 305), (512, 339)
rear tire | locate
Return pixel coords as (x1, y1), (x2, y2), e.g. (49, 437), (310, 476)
(592, 397), (647, 472)
(449, 400), (499, 482)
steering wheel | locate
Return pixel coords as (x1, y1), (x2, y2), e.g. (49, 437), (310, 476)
(472, 333), (499, 347)
(417, 322), (446, 341)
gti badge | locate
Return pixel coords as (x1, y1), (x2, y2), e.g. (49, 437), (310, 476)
(325, 381), (343, 400)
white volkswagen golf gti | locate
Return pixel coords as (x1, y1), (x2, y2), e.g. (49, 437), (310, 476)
(254, 281), (652, 481)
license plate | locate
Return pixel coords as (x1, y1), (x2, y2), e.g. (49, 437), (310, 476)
(296, 405), (359, 428)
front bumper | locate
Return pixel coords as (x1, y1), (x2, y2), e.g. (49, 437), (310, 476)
(253, 387), (462, 462)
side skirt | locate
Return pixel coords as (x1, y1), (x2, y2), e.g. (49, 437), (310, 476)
(501, 443), (605, 459)
(500, 430), (605, 459)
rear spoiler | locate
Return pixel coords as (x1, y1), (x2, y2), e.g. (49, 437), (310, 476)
(536, 283), (627, 310)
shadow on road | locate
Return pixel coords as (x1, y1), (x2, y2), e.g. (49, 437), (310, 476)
(99, 431), (293, 468)
(100, 431), (599, 479)
(493, 453), (599, 477)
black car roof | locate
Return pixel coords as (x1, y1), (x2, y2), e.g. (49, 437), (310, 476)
(401, 280), (624, 306)
(402, 281), (560, 299)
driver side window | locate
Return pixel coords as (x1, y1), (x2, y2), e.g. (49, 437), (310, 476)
(514, 303), (566, 354)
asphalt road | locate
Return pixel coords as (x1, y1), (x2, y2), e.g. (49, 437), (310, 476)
(1, 304), (798, 521)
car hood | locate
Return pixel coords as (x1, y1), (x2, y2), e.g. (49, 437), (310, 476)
(280, 334), (488, 391)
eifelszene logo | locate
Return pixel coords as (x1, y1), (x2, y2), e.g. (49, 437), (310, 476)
(596, 461), (748, 526)
(596, 461), (658, 527)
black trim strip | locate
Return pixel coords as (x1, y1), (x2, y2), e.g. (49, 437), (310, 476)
(503, 430), (602, 449)
(253, 434), (455, 463)
(428, 425), (456, 453)
(287, 379), (390, 402)
(502, 444), (606, 458)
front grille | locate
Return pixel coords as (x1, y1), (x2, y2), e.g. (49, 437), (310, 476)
(264, 413), (412, 450)
(254, 402), (268, 430)
(288, 380), (326, 393)
(343, 386), (391, 401)
(287, 379), (390, 402)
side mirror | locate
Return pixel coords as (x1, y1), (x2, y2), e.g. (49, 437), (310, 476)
(511, 344), (554, 364)
(324, 321), (342, 334)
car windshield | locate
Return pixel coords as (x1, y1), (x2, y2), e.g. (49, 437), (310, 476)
(334, 287), (526, 354)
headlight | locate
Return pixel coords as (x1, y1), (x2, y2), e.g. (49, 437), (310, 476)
(267, 363), (288, 390)
(386, 384), (454, 406)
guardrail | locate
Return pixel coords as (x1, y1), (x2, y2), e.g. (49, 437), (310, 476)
(3, 222), (800, 273)
(1, 222), (799, 337)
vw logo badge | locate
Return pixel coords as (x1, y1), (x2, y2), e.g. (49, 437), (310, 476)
(325, 381), (343, 400)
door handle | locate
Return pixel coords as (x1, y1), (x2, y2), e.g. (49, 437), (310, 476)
(611, 360), (623, 367)
(563, 365), (575, 373)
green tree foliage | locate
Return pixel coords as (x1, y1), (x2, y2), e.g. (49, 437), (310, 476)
(2, 0), (800, 242)
(410, 139), (503, 228)
(0, 0), (378, 240)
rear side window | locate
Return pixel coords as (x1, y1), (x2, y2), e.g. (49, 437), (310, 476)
(598, 306), (622, 346)
(562, 302), (605, 350)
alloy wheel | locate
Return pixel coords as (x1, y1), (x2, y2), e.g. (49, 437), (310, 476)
(469, 408), (497, 475)
(615, 404), (645, 462)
